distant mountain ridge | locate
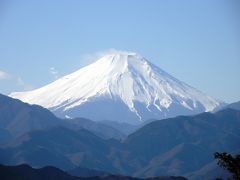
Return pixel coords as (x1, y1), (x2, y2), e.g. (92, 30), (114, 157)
(222, 101), (240, 111)
(0, 94), (239, 179)
(0, 94), (127, 142)
(10, 51), (224, 124)
(124, 108), (240, 178)
(0, 93), (62, 144)
(0, 164), (186, 180)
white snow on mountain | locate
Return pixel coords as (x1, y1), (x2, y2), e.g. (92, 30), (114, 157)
(10, 51), (224, 124)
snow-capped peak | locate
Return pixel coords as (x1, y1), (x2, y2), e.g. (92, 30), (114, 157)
(10, 50), (224, 124)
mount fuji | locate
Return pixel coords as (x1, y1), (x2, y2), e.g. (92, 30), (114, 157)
(10, 51), (224, 124)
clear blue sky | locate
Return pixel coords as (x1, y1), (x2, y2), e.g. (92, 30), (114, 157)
(0, 0), (239, 103)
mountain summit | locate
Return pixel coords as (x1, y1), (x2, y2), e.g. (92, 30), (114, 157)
(10, 51), (223, 124)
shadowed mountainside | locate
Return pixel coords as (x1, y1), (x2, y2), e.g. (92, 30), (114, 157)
(0, 94), (239, 178)
(0, 94), (127, 143)
(0, 164), (187, 180)
(222, 101), (240, 111)
(0, 109), (239, 178)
